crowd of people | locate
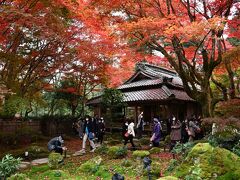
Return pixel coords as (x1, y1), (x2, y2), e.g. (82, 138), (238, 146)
(47, 113), (202, 156)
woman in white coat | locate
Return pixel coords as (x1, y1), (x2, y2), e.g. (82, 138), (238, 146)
(124, 119), (135, 148)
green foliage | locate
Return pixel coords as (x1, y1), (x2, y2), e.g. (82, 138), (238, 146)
(108, 146), (127, 159)
(37, 170), (70, 179)
(172, 143), (240, 179)
(232, 141), (240, 156)
(158, 176), (178, 180)
(78, 156), (102, 173)
(171, 142), (195, 157)
(139, 138), (150, 146)
(102, 88), (125, 108)
(48, 153), (63, 169)
(27, 146), (49, 160)
(0, 154), (22, 179)
(121, 159), (132, 167)
(166, 159), (178, 172)
(107, 139), (121, 146)
(95, 144), (109, 155)
(2, 96), (28, 116)
(149, 147), (162, 154)
(132, 150), (150, 158)
(7, 173), (28, 180)
(208, 128), (240, 150)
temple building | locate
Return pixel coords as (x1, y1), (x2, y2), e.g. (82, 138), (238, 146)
(87, 62), (201, 128)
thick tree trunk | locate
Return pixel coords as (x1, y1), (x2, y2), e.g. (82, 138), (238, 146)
(199, 93), (212, 118)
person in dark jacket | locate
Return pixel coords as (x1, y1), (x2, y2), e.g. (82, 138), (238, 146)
(150, 118), (162, 147)
(97, 117), (106, 144)
(79, 117), (96, 154)
(47, 135), (66, 155)
(181, 119), (189, 143)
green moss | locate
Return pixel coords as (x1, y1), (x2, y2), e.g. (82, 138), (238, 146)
(157, 176), (178, 180)
(7, 173), (29, 180)
(133, 150), (150, 158)
(108, 146), (127, 159)
(95, 144), (109, 155)
(48, 152), (63, 169)
(37, 170), (70, 179)
(172, 143), (240, 179)
(77, 156), (102, 173)
(121, 159), (133, 167)
(149, 147), (162, 154)
(27, 164), (50, 177)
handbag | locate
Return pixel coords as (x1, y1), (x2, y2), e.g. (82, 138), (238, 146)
(124, 132), (129, 137)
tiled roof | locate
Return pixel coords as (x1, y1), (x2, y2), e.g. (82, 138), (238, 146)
(124, 88), (169, 102)
(118, 79), (162, 90)
(170, 89), (194, 101)
(87, 87), (194, 105)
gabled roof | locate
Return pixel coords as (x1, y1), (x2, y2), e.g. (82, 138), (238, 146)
(119, 62), (183, 90)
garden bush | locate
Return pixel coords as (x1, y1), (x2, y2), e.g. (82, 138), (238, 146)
(133, 150), (150, 158)
(108, 146), (127, 159)
(149, 147), (162, 154)
(48, 152), (63, 169)
(27, 145), (49, 160)
(95, 144), (109, 155)
(121, 159), (132, 167)
(0, 154), (22, 179)
(78, 156), (102, 173)
(7, 173), (29, 180)
(139, 138), (150, 146)
(232, 141), (240, 156)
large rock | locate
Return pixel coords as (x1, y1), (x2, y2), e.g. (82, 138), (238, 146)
(18, 162), (31, 170)
(173, 143), (240, 179)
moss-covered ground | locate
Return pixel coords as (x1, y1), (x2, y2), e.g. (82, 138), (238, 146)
(5, 137), (240, 180)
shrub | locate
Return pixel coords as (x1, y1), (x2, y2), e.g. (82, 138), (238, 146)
(78, 156), (102, 173)
(232, 141), (240, 156)
(171, 142), (195, 156)
(7, 173), (28, 180)
(0, 154), (22, 179)
(139, 138), (150, 146)
(95, 144), (109, 155)
(166, 159), (178, 172)
(108, 146), (127, 159)
(149, 147), (162, 154)
(27, 146), (49, 160)
(48, 153), (63, 169)
(132, 150), (150, 158)
(121, 159), (132, 167)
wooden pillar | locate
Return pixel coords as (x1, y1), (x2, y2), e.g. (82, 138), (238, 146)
(134, 106), (138, 124)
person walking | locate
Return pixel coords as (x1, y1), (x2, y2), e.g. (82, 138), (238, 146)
(186, 118), (200, 142)
(137, 112), (144, 139)
(79, 117), (96, 154)
(97, 117), (106, 144)
(124, 119), (135, 149)
(170, 116), (181, 151)
(150, 118), (162, 147)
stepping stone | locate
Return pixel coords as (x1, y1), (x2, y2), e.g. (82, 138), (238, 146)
(31, 158), (48, 166)
(72, 151), (84, 156)
(18, 162), (31, 170)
